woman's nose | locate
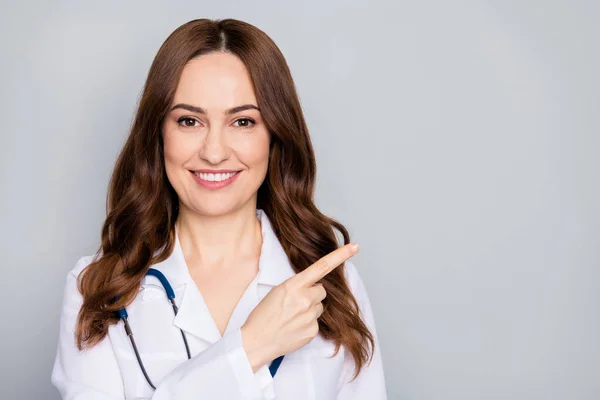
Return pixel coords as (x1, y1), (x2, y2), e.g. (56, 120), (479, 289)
(199, 127), (230, 164)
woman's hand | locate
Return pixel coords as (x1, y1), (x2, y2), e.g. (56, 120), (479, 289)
(241, 243), (359, 372)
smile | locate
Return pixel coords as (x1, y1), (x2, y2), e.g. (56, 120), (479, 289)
(189, 170), (241, 190)
(194, 171), (239, 182)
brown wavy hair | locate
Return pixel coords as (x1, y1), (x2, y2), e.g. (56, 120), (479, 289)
(76, 18), (374, 378)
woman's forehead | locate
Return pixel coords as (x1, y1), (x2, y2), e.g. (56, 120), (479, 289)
(172, 53), (258, 111)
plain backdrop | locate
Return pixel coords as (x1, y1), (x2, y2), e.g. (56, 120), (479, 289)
(0, 1), (598, 399)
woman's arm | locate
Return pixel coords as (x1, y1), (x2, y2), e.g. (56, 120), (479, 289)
(336, 261), (388, 399)
(51, 257), (274, 400)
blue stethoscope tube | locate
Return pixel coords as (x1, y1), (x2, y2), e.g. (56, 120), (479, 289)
(117, 268), (284, 390)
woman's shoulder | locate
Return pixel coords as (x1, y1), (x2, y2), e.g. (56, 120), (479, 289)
(61, 254), (101, 299)
(67, 253), (101, 277)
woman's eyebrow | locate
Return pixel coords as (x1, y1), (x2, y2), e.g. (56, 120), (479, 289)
(169, 103), (260, 115)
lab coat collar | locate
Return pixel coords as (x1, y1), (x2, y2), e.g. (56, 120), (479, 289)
(144, 208), (296, 344)
(255, 208), (297, 287)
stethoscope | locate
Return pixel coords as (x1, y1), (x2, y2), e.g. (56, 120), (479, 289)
(117, 268), (284, 390)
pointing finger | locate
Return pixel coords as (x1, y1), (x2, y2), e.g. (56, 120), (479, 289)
(290, 243), (359, 288)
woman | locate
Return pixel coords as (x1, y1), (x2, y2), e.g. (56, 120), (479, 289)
(51, 18), (386, 399)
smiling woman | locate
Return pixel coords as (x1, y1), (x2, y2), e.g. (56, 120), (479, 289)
(162, 53), (270, 214)
(51, 18), (387, 399)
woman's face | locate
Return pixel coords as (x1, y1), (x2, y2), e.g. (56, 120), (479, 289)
(162, 51), (270, 217)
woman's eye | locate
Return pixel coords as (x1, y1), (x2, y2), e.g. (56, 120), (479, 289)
(233, 118), (256, 129)
(177, 117), (200, 128)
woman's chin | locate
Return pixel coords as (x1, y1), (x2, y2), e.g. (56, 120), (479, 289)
(183, 201), (249, 218)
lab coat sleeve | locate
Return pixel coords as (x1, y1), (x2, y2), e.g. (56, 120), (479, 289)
(152, 328), (274, 400)
(51, 256), (125, 399)
(336, 261), (388, 399)
(51, 256), (275, 400)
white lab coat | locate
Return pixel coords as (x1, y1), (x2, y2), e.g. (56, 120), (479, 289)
(51, 209), (387, 399)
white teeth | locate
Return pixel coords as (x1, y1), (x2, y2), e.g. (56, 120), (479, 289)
(194, 171), (238, 182)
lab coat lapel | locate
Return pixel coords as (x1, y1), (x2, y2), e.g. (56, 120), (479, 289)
(224, 209), (297, 334)
(148, 231), (221, 344)
(255, 209), (297, 290)
(173, 282), (222, 344)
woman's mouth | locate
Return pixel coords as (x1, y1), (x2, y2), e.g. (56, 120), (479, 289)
(190, 170), (241, 190)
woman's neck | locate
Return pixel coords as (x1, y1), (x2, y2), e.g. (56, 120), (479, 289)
(175, 203), (262, 272)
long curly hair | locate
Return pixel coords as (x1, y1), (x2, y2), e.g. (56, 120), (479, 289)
(76, 18), (374, 378)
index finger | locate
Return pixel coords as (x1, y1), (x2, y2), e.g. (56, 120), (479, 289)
(290, 243), (359, 288)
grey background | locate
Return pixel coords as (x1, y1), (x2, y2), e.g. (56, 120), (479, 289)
(0, 1), (598, 399)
